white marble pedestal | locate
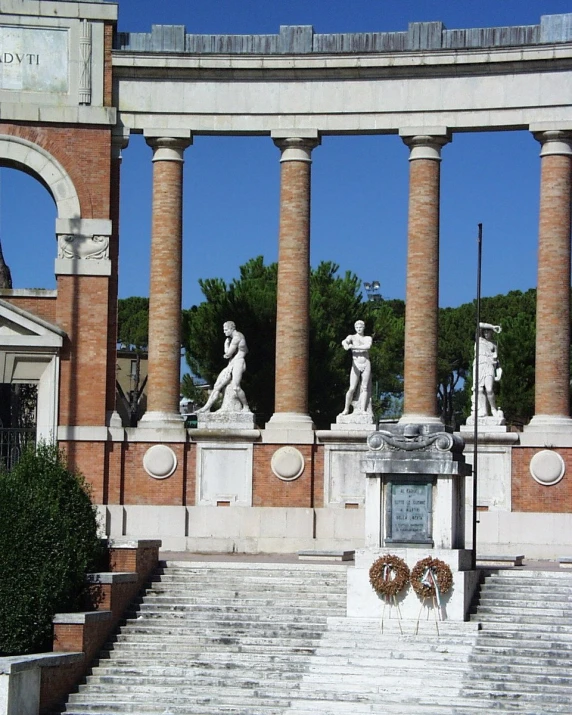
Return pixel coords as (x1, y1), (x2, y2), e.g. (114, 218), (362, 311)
(346, 423), (479, 621)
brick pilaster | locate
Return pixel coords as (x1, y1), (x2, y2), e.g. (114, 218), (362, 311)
(266, 133), (320, 434)
(528, 130), (572, 428)
(139, 134), (192, 428)
(400, 133), (449, 423)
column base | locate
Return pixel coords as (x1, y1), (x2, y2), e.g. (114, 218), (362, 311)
(521, 414), (572, 447)
(106, 410), (123, 429)
(138, 411), (185, 430)
(263, 412), (315, 444)
(398, 414), (443, 426)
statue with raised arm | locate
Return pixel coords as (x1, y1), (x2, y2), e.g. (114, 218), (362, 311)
(339, 320), (373, 418)
(196, 321), (250, 414)
(468, 322), (504, 424)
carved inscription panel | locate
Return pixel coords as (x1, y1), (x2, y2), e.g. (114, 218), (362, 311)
(0, 26), (68, 92)
(386, 480), (433, 544)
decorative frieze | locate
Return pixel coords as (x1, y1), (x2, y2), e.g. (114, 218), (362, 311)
(54, 218), (112, 276)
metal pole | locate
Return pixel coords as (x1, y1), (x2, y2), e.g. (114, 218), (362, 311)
(472, 223), (482, 570)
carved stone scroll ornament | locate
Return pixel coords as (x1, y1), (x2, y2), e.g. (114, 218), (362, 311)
(58, 234), (109, 261)
(367, 424), (464, 454)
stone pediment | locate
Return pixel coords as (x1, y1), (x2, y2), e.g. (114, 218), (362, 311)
(0, 299), (65, 350)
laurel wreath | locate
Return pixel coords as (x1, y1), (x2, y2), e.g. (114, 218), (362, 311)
(369, 554), (410, 598)
(410, 557), (453, 600)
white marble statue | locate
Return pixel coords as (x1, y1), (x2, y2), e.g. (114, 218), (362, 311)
(339, 320), (373, 417)
(196, 321), (250, 414)
(469, 322), (504, 424)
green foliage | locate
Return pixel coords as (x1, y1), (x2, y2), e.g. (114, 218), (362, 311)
(183, 256), (405, 427)
(438, 303), (475, 427)
(183, 257), (277, 420)
(180, 373), (208, 409)
(365, 298), (405, 418)
(120, 267), (544, 430)
(437, 289), (537, 428)
(0, 443), (103, 655)
(117, 296), (150, 350)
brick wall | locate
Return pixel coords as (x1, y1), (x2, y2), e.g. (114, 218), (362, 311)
(252, 443), (324, 507)
(512, 446), (572, 512)
(0, 124), (111, 217)
(0, 294), (57, 323)
(64, 439), (327, 510)
(122, 441), (187, 505)
(57, 276), (111, 426)
(60, 440), (106, 502)
(0, 123), (114, 427)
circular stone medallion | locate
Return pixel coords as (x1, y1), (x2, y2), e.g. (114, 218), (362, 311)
(143, 444), (178, 480)
(271, 446), (305, 481)
(529, 450), (565, 486)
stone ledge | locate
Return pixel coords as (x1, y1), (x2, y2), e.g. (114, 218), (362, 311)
(477, 554), (525, 567)
(558, 556), (572, 568)
(316, 429), (372, 442)
(107, 539), (162, 550)
(86, 572), (138, 585)
(298, 550), (355, 562)
(0, 651), (83, 675)
(52, 610), (111, 625)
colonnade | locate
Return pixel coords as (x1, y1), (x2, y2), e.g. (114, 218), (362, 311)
(132, 128), (572, 434)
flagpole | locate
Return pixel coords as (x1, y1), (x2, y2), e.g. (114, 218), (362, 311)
(472, 223), (482, 570)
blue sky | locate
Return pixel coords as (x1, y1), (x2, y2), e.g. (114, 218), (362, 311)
(2, 0), (571, 308)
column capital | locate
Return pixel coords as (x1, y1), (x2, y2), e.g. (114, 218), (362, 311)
(400, 133), (451, 161)
(271, 131), (321, 163)
(533, 129), (572, 157)
(144, 132), (193, 162)
(111, 127), (130, 160)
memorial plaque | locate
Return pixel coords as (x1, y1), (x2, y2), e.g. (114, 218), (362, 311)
(385, 479), (433, 544)
(0, 26), (68, 93)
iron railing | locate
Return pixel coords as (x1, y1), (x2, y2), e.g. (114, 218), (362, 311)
(0, 428), (36, 471)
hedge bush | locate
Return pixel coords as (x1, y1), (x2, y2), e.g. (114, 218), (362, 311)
(0, 443), (103, 655)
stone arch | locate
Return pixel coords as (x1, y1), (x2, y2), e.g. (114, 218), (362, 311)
(0, 134), (80, 219)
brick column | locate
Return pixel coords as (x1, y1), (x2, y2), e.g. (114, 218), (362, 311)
(527, 130), (572, 433)
(139, 133), (192, 428)
(399, 132), (450, 424)
(266, 131), (320, 439)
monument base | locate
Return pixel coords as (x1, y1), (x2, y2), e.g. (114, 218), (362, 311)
(347, 547), (479, 621)
(197, 411), (256, 430)
(333, 413), (375, 431)
(351, 423), (477, 620)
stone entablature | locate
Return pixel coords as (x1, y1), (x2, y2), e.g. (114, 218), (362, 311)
(113, 16), (572, 135)
(0, 0), (116, 125)
(115, 15), (572, 54)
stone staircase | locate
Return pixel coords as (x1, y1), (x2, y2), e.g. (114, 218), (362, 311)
(60, 561), (348, 714)
(459, 569), (572, 714)
(57, 562), (572, 715)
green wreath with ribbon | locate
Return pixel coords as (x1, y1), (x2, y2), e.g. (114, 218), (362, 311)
(369, 554), (410, 599)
